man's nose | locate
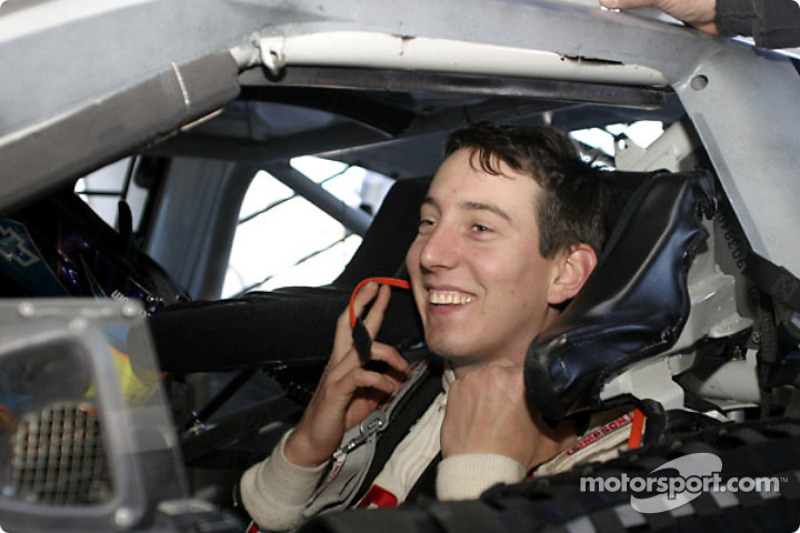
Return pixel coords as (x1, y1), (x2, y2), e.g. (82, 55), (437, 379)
(419, 225), (459, 271)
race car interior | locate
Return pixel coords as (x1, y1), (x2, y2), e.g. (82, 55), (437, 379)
(1, 2), (799, 531)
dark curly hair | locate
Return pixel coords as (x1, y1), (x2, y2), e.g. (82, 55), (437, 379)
(444, 122), (608, 258)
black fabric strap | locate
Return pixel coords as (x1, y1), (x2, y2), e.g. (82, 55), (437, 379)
(747, 252), (800, 313)
(716, 0), (800, 48)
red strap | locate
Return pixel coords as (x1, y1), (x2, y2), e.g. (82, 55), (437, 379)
(357, 484), (399, 508)
(626, 406), (646, 450)
(349, 277), (411, 328)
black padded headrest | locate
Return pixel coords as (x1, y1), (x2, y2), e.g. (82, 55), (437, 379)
(525, 170), (715, 422)
(333, 176), (430, 287)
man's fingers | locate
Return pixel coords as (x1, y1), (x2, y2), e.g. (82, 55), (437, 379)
(331, 281), (380, 363)
(354, 280), (380, 307)
(327, 342), (409, 388)
(363, 284), (391, 338)
(600, 0), (716, 26)
(369, 342), (412, 375)
(600, 0), (656, 8)
(347, 366), (403, 396)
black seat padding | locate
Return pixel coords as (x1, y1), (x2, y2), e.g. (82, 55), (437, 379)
(525, 170), (715, 422)
(149, 177), (429, 373)
(333, 176), (431, 287)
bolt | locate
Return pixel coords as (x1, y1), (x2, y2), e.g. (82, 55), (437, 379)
(18, 302), (35, 317)
(114, 507), (137, 529)
(68, 318), (87, 334)
(121, 303), (139, 318)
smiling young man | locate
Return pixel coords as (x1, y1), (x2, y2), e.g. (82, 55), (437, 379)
(240, 123), (614, 532)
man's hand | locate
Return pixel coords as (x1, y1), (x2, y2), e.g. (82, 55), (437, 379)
(284, 282), (411, 467)
(440, 363), (557, 470)
(600, 0), (718, 34)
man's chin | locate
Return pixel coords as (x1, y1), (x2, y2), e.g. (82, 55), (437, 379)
(426, 337), (480, 364)
(424, 335), (458, 358)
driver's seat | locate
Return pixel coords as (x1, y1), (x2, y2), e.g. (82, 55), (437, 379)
(525, 168), (753, 438)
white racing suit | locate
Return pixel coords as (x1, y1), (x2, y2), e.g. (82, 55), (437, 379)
(240, 358), (635, 532)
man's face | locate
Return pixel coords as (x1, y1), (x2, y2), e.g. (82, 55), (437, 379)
(406, 148), (564, 373)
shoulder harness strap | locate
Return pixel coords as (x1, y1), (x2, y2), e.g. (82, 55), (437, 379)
(304, 356), (442, 518)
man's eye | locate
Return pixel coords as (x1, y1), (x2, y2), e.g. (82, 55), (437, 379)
(472, 224), (492, 233)
(418, 219), (435, 234)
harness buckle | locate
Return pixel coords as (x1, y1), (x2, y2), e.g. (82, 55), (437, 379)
(337, 409), (388, 455)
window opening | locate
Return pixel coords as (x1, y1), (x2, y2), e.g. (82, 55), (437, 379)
(223, 157), (392, 298)
(237, 162), (350, 225)
(74, 157), (149, 233)
(571, 120), (664, 167)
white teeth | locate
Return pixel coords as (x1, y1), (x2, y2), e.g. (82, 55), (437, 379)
(428, 290), (476, 305)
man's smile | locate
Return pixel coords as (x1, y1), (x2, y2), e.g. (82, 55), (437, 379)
(428, 288), (477, 305)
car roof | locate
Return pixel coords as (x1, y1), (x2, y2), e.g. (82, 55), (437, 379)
(1, 0), (798, 280)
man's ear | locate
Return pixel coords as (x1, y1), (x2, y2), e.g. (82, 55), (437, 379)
(546, 243), (597, 305)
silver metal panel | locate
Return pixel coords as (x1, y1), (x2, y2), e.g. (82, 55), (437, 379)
(0, 0), (319, 136)
(672, 47), (800, 270)
(0, 0), (319, 209)
(1, 0), (798, 276)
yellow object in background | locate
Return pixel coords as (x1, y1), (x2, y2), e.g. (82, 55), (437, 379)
(0, 405), (15, 432)
(86, 346), (164, 407)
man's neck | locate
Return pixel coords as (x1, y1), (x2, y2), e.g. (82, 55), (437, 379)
(446, 351), (528, 380)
